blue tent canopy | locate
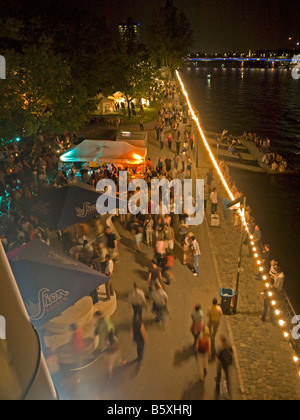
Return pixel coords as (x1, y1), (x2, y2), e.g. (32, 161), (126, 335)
(7, 241), (109, 328)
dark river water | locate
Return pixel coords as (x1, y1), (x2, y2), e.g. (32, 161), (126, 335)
(180, 66), (300, 313)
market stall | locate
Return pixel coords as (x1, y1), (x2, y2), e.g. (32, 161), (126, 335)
(59, 140), (147, 174)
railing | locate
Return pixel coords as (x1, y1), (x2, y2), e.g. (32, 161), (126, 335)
(176, 71), (300, 372)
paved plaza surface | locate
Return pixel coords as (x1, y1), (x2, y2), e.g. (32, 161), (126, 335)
(58, 88), (299, 401)
(58, 115), (243, 401)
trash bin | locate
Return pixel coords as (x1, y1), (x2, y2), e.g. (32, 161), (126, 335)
(220, 288), (235, 315)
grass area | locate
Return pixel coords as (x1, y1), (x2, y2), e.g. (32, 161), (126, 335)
(80, 101), (161, 138)
(104, 101), (160, 126)
(123, 101), (160, 125)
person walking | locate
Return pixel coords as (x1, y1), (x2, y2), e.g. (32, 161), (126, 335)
(148, 259), (163, 293)
(197, 325), (211, 382)
(70, 323), (85, 361)
(93, 311), (115, 352)
(163, 223), (175, 253)
(207, 298), (223, 340)
(175, 137), (181, 156)
(130, 318), (149, 361)
(210, 187), (218, 214)
(191, 304), (204, 348)
(183, 232), (193, 266)
(178, 219), (189, 246)
(132, 218), (144, 253)
(107, 335), (127, 379)
(159, 130), (165, 150)
(165, 156), (172, 173)
(150, 282), (168, 324)
(155, 123), (160, 141)
(215, 336), (234, 400)
(105, 226), (119, 261)
(167, 133), (173, 150)
(144, 215), (154, 247)
(191, 235), (201, 276)
(96, 241), (109, 273)
(204, 185), (210, 213)
(70, 323), (86, 384)
(206, 168), (214, 190)
(104, 254), (114, 301)
(207, 298), (223, 357)
(128, 282), (147, 322)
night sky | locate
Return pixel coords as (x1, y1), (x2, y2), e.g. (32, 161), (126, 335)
(95, 0), (300, 53)
(1, 0), (300, 53)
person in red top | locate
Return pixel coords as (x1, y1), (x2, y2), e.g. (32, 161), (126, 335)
(197, 325), (211, 382)
(70, 324), (86, 381)
(163, 252), (175, 285)
(71, 324), (85, 355)
(167, 133), (173, 150)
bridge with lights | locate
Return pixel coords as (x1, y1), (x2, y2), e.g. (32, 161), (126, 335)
(185, 55), (300, 67)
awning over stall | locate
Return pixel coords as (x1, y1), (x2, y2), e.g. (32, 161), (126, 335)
(7, 241), (109, 328)
(60, 140), (147, 166)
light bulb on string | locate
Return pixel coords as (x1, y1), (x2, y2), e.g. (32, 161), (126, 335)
(275, 309), (280, 316)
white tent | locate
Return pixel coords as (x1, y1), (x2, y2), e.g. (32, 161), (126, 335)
(60, 140), (147, 166)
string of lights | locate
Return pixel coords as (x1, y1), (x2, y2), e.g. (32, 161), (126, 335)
(175, 69), (300, 378)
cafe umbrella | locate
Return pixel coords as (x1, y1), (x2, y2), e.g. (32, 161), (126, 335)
(7, 240), (109, 328)
(20, 183), (126, 231)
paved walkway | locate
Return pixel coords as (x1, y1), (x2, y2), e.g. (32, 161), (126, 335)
(58, 96), (244, 400)
(58, 83), (300, 401)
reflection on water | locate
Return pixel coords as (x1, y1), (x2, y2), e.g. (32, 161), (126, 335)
(180, 67), (300, 312)
(181, 67), (300, 169)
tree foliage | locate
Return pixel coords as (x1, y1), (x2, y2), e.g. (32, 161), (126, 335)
(0, 26), (97, 138)
(109, 20), (160, 120)
(0, 1), (193, 137)
(147, 0), (193, 75)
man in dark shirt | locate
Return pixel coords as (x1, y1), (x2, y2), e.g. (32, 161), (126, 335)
(261, 244), (271, 268)
(165, 157), (172, 172)
(105, 227), (118, 260)
(147, 260), (162, 293)
(215, 337), (233, 400)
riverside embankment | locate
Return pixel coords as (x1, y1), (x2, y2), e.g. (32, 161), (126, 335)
(177, 72), (300, 400)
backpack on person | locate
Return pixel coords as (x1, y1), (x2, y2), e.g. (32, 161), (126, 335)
(220, 348), (233, 367)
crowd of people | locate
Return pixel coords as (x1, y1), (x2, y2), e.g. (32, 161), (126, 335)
(215, 129), (289, 172)
(2, 76), (291, 399)
(0, 79), (238, 397)
(60, 81), (236, 396)
(240, 131), (289, 172)
(215, 129), (245, 155)
(0, 132), (81, 252)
